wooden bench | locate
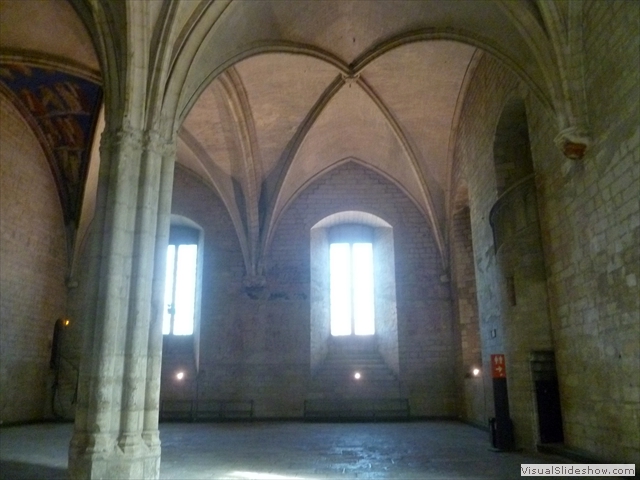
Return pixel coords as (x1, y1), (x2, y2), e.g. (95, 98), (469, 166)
(160, 399), (254, 422)
(303, 398), (410, 421)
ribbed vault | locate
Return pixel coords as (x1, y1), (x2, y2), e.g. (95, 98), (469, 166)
(180, 38), (477, 272)
(2, 0), (573, 279)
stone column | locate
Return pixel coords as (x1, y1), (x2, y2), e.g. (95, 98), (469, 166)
(142, 132), (176, 462)
(68, 126), (175, 480)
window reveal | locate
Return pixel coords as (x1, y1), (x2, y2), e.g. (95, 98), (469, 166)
(163, 243), (198, 335)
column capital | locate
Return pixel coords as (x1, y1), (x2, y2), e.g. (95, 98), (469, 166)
(243, 274), (267, 299)
(99, 124), (145, 155)
(98, 125), (176, 162)
(143, 128), (176, 157)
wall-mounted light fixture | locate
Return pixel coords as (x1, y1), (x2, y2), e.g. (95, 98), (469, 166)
(176, 371), (185, 381)
(354, 372), (361, 380)
(465, 366), (481, 379)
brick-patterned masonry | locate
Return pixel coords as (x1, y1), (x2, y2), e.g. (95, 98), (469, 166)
(270, 161), (455, 416)
(0, 95), (68, 423)
(457, 53), (557, 450)
(529, 0), (639, 463)
(455, 53), (517, 440)
(162, 161), (456, 417)
(450, 205), (483, 424)
(453, 0), (639, 462)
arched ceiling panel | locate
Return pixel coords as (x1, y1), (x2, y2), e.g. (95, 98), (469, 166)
(176, 135), (217, 190)
(273, 83), (428, 225)
(0, 64), (102, 225)
(181, 79), (241, 178)
(0, 0), (99, 71)
(178, 0), (551, 119)
(233, 53), (339, 178)
(362, 41), (477, 188)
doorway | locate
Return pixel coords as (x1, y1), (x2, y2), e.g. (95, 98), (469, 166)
(531, 351), (564, 444)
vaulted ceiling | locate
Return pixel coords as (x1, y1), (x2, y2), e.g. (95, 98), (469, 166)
(173, 0), (552, 269)
(1, 0), (556, 271)
(180, 42), (477, 259)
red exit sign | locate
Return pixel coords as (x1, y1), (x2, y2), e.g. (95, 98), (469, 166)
(491, 354), (506, 378)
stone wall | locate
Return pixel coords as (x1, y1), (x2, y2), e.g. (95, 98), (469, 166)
(266, 161), (454, 416)
(450, 205), (483, 425)
(528, 0), (639, 463)
(162, 161), (456, 417)
(0, 95), (68, 423)
(456, 53), (559, 450)
(162, 166), (247, 408)
(455, 54), (517, 440)
(453, 0), (639, 460)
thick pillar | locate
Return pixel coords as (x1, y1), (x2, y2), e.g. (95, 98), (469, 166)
(68, 126), (175, 480)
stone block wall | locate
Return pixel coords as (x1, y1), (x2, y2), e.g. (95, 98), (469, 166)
(450, 205), (483, 425)
(0, 95), (68, 423)
(455, 54), (557, 450)
(267, 161), (455, 416)
(452, 0), (639, 462)
(527, 0), (639, 463)
(373, 227), (400, 376)
(163, 166), (248, 407)
(163, 161), (456, 417)
(455, 54), (516, 436)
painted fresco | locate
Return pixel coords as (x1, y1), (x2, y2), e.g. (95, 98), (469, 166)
(0, 63), (102, 224)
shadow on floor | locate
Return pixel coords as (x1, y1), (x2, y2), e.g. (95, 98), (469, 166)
(0, 460), (67, 480)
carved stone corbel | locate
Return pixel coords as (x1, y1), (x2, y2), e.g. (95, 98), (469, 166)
(554, 126), (591, 160)
(243, 274), (267, 299)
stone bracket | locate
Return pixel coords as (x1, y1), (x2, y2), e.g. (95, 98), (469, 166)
(553, 126), (591, 160)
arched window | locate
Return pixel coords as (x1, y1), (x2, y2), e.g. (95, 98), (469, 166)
(163, 225), (201, 336)
(310, 211), (399, 376)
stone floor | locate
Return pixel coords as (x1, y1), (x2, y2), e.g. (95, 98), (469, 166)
(0, 420), (601, 479)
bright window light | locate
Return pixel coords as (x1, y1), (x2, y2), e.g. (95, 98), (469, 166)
(163, 243), (197, 335)
(330, 242), (374, 336)
(330, 243), (352, 335)
(352, 243), (374, 335)
(162, 245), (176, 335)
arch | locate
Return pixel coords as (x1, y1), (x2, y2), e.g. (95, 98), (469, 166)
(174, 23), (564, 278)
(310, 211), (399, 377)
(264, 158), (426, 257)
(178, 28), (557, 127)
(174, 0), (562, 126)
(313, 211), (392, 229)
(492, 97), (534, 196)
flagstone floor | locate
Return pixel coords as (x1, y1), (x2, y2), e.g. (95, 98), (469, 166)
(0, 420), (600, 479)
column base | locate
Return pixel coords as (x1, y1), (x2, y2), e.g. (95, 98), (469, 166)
(69, 433), (161, 480)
